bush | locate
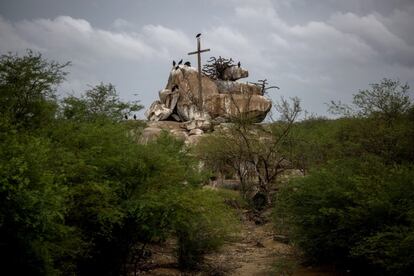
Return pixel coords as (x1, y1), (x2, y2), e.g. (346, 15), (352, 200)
(174, 189), (238, 268)
(275, 159), (414, 275)
(130, 187), (239, 269)
(0, 50), (237, 275)
(54, 123), (208, 275)
(0, 50), (68, 130)
(0, 126), (79, 275)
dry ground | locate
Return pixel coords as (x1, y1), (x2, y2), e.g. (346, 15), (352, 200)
(135, 210), (340, 276)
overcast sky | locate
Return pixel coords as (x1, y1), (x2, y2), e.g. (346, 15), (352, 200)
(1, 0), (413, 118)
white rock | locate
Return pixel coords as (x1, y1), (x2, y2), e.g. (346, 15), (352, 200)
(189, 128), (204, 136)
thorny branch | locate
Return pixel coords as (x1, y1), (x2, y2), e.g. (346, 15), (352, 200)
(202, 56), (234, 80)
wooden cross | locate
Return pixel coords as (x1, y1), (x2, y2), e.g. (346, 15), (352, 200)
(188, 35), (210, 110)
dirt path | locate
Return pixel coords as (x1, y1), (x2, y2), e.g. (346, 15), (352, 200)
(204, 213), (339, 276)
(203, 215), (293, 275)
(138, 212), (337, 276)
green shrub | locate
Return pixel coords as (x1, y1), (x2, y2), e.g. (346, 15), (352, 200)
(275, 159), (414, 275)
(0, 50), (68, 130)
(0, 128), (80, 275)
(174, 189), (238, 268)
(0, 50), (237, 275)
(130, 187), (239, 269)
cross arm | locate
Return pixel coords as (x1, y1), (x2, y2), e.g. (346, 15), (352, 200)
(188, 48), (211, 55)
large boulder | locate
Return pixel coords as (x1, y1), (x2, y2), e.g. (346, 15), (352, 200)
(165, 65), (217, 122)
(140, 121), (188, 143)
(144, 100), (173, 121)
(161, 65), (271, 122)
(145, 87), (181, 121)
(205, 94), (272, 123)
(159, 88), (179, 111)
(215, 80), (262, 95)
(144, 61), (273, 142)
(145, 62), (272, 131)
(184, 119), (212, 132)
(221, 65), (248, 81)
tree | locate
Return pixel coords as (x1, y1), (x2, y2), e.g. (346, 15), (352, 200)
(0, 50), (237, 275)
(275, 159), (414, 275)
(0, 123), (80, 275)
(274, 79), (414, 275)
(327, 78), (414, 164)
(329, 78), (411, 122)
(233, 97), (301, 206)
(0, 50), (69, 129)
(196, 97), (301, 207)
(0, 51), (75, 275)
(62, 82), (143, 122)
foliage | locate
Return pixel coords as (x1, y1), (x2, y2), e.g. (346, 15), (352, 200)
(195, 97), (301, 206)
(132, 187), (238, 269)
(48, 121), (220, 274)
(214, 187), (248, 208)
(194, 129), (251, 194)
(271, 256), (298, 276)
(287, 117), (341, 174)
(0, 121), (80, 275)
(288, 115), (414, 175)
(329, 78), (411, 122)
(275, 79), (414, 275)
(290, 80), (414, 172)
(174, 189), (238, 268)
(0, 50), (69, 129)
(275, 160), (414, 275)
(62, 82), (143, 122)
(0, 50), (236, 275)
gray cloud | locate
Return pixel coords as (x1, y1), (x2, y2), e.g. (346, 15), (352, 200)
(0, 14), (192, 106)
(202, 1), (414, 114)
(0, 0), (413, 118)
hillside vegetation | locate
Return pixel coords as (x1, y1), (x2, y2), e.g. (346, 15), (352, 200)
(275, 79), (414, 275)
(0, 51), (237, 275)
(1, 51), (413, 275)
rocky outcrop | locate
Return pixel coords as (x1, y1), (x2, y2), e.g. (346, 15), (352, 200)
(215, 80), (262, 95)
(165, 65), (217, 122)
(222, 65), (248, 81)
(205, 94), (271, 123)
(144, 59), (272, 144)
(145, 100), (173, 121)
(140, 121), (204, 145)
(146, 64), (271, 122)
